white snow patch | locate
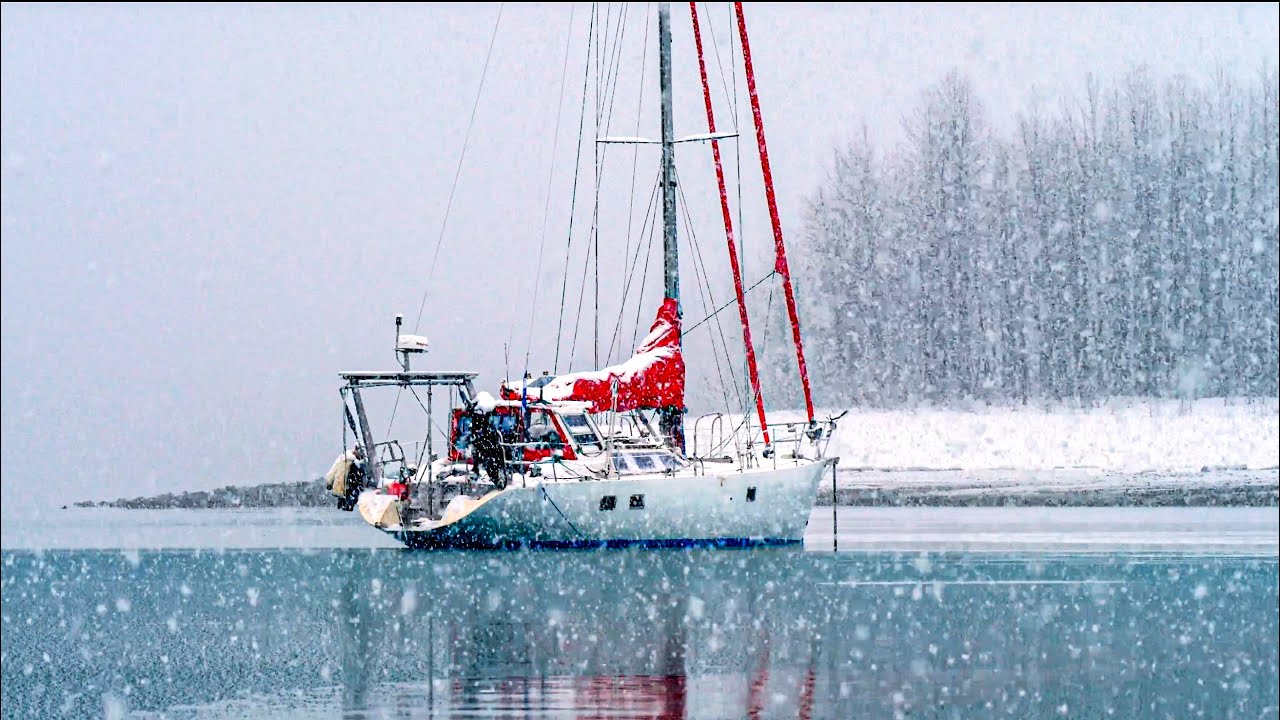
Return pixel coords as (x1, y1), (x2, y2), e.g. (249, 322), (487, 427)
(774, 397), (1278, 472)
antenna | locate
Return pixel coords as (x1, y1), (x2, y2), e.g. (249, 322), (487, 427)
(394, 313), (428, 371)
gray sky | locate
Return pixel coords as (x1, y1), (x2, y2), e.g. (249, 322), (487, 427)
(3, 2), (1277, 515)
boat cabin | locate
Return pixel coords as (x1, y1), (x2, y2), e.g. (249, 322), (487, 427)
(447, 400), (605, 464)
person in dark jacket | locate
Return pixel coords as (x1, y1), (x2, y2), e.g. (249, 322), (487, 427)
(469, 409), (507, 489)
(338, 445), (367, 511)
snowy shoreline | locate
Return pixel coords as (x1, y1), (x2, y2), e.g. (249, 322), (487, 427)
(814, 467), (1278, 507)
(806, 397), (1279, 474)
(771, 397), (1279, 506)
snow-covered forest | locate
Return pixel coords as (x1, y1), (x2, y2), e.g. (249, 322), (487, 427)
(781, 68), (1279, 406)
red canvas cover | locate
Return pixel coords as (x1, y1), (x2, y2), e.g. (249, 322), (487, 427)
(503, 298), (684, 412)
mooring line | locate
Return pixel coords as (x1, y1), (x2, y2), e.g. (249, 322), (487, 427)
(540, 486), (585, 537)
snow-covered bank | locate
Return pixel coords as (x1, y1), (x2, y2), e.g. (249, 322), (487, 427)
(806, 397), (1279, 473)
(818, 468), (1278, 507)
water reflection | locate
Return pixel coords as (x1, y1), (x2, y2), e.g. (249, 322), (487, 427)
(1, 547), (1276, 718)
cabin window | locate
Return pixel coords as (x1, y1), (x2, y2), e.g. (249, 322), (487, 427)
(561, 413), (603, 453)
(608, 450), (686, 476)
(654, 452), (683, 471)
(610, 454), (634, 474)
(629, 494), (645, 509)
(746, 487), (757, 502)
(599, 495), (616, 511)
(453, 412), (521, 453)
(527, 411), (561, 448)
(453, 414), (473, 452)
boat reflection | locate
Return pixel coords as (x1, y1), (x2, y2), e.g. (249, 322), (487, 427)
(333, 546), (823, 719)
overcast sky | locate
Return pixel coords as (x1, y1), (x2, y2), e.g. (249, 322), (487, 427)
(3, 2), (1277, 515)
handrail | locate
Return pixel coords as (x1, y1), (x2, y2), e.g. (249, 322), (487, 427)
(686, 414), (844, 468)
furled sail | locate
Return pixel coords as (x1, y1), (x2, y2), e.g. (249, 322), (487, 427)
(502, 298), (684, 412)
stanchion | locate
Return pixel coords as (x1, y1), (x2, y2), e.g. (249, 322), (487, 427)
(831, 460), (838, 552)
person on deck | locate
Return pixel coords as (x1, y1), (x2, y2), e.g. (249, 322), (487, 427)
(325, 445), (367, 512)
(468, 397), (507, 489)
(342, 445), (367, 510)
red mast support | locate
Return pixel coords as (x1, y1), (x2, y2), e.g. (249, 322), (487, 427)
(689, 2), (771, 446)
(733, 1), (815, 423)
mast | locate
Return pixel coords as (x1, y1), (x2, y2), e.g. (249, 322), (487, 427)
(657, 1), (685, 449)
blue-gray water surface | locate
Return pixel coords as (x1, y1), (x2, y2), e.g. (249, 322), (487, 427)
(2, 508), (1277, 719)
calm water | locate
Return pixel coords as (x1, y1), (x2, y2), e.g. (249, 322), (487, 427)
(2, 508), (1277, 719)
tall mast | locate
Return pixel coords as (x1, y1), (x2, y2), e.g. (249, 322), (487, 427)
(659, 3), (678, 304)
(657, 2), (684, 449)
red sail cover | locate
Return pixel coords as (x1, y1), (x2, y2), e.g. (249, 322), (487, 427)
(504, 298), (684, 412)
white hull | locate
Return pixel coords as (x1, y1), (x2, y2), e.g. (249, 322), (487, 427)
(365, 458), (834, 549)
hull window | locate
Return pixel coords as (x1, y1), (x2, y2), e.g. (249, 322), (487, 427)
(747, 487), (757, 502)
(629, 494), (645, 509)
(599, 495), (617, 511)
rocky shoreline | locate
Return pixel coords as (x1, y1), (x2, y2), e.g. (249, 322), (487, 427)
(75, 480), (334, 510)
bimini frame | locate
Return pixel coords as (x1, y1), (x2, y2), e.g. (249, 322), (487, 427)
(338, 371), (478, 485)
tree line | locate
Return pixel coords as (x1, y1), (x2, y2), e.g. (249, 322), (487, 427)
(769, 67), (1278, 406)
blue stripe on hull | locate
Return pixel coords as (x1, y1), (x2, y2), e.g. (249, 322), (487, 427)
(391, 531), (801, 551)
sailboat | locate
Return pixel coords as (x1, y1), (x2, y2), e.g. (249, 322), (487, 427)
(328, 2), (841, 549)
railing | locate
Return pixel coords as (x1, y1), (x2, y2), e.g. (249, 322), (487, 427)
(372, 440), (417, 482)
(686, 412), (844, 471)
(690, 413), (731, 459)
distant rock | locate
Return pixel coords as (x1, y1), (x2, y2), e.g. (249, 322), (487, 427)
(85, 480), (334, 509)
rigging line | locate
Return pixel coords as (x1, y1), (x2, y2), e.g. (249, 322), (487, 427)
(591, 3), (631, 368)
(759, 279), (776, 362)
(630, 207), (659, 349)
(553, 3), (598, 374)
(540, 486), (585, 537)
(385, 385), (404, 440)
(700, 2), (738, 133)
(523, 3), (578, 373)
(591, 5), (601, 370)
(728, 3), (750, 429)
(670, 164), (735, 407)
(735, 1), (815, 422)
(691, 0), (768, 443)
(673, 163), (743, 393)
(607, 3), (653, 365)
(575, 4), (603, 371)
(413, 3), (505, 334)
(679, 195), (739, 426)
(676, 169), (744, 416)
(729, 0), (744, 285)
(406, 385), (451, 470)
(566, 215), (594, 371)
(590, 3), (610, 368)
(599, 3), (632, 143)
(573, 1), (625, 371)
(684, 271), (777, 335)
(607, 172), (662, 361)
